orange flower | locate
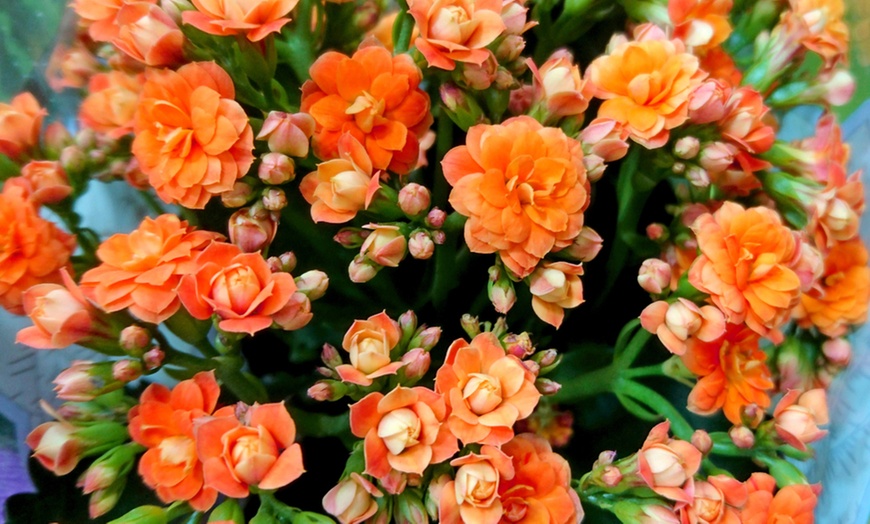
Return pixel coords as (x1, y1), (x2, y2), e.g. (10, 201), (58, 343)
(196, 402), (304, 497)
(689, 202), (801, 340)
(718, 86), (775, 181)
(15, 160), (72, 205)
(531, 50), (594, 122)
(299, 133), (380, 223)
(682, 325), (774, 424)
(335, 311), (404, 386)
(640, 298), (726, 355)
(679, 475), (747, 524)
(112, 2), (185, 67)
(349, 386), (458, 480)
(301, 46), (433, 174)
(128, 371), (222, 511)
(793, 239), (870, 337)
(182, 0), (299, 42)
(527, 261), (585, 328)
(79, 71), (142, 139)
(699, 46), (742, 85)
(26, 421), (85, 476)
(177, 242), (301, 335)
(773, 389), (829, 451)
(439, 445), (514, 524)
(443, 116), (589, 279)
(783, 0), (849, 69)
(435, 332), (540, 445)
(72, 0), (157, 41)
(740, 473), (818, 524)
(0, 185), (76, 314)
(322, 472), (383, 524)
(498, 433), (584, 524)
(132, 61), (254, 209)
(0, 92), (45, 160)
(80, 214), (220, 324)
(408, 0), (506, 71)
(669, 0), (733, 52)
(637, 421), (703, 506)
(587, 25), (706, 148)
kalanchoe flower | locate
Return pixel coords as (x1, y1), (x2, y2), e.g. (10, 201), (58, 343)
(14, 160), (72, 205)
(637, 258), (672, 295)
(398, 183), (431, 217)
(439, 445), (515, 524)
(409, 230), (436, 260)
(740, 472), (820, 522)
(27, 420), (126, 477)
(637, 421), (702, 507)
(182, 0), (300, 41)
(729, 425), (755, 449)
(257, 111), (316, 158)
(112, 2), (185, 67)
(258, 152), (296, 185)
(528, 49), (593, 125)
(322, 473), (383, 524)
(360, 224), (408, 268)
(0, 91), (45, 161)
(773, 388), (829, 451)
(335, 311), (404, 386)
(640, 298), (726, 355)
(527, 261), (585, 329)
(679, 474), (747, 524)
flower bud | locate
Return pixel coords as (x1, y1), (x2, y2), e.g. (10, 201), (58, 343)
(699, 142), (736, 174)
(106, 505), (167, 524)
(295, 270), (329, 300)
(60, 145), (87, 174)
(398, 183), (431, 217)
(741, 403), (765, 428)
(524, 360), (541, 376)
(321, 343), (342, 369)
(208, 499), (245, 524)
(729, 425), (755, 449)
(395, 491), (428, 524)
(536, 377), (561, 396)
(411, 326), (442, 351)
(496, 34), (526, 62)
(822, 338), (851, 366)
(262, 187), (288, 211)
(460, 314), (481, 338)
(119, 326), (151, 354)
(440, 83), (487, 131)
(535, 348), (559, 369)
(361, 224), (407, 267)
(221, 181), (254, 208)
(674, 137), (700, 159)
(691, 429), (713, 455)
(112, 359), (143, 383)
(408, 230), (435, 260)
(143, 347), (164, 370)
(562, 226), (603, 262)
(461, 53), (498, 90)
(334, 228), (370, 248)
(646, 223), (668, 242)
(686, 166), (710, 187)
(267, 251), (298, 273)
(504, 332), (535, 358)
(638, 258), (671, 294)
(323, 473), (382, 524)
(425, 207), (446, 228)
(19, 160), (72, 205)
(228, 205), (278, 253)
(258, 152), (296, 184)
(425, 474), (451, 521)
(488, 265), (517, 314)
(78, 443), (139, 495)
(54, 361), (115, 402)
(596, 450), (616, 467)
(432, 230), (446, 245)
(257, 111), (315, 157)
(579, 118), (629, 162)
(602, 466), (622, 487)
(308, 380), (347, 401)
(401, 348), (431, 383)
(399, 310), (418, 335)
(349, 255), (379, 283)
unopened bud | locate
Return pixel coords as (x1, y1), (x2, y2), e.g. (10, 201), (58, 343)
(729, 425), (755, 449)
(262, 187), (287, 211)
(295, 270), (329, 300)
(321, 344), (342, 368)
(267, 251), (297, 273)
(602, 466), (622, 487)
(432, 230), (446, 245)
(503, 332), (534, 358)
(112, 360), (143, 382)
(60, 145), (87, 173)
(596, 450), (617, 467)
(523, 360), (541, 376)
(686, 166), (710, 187)
(349, 255), (379, 283)
(536, 377), (561, 395)
(256, 111), (315, 157)
(646, 223), (668, 241)
(535, 348), (559, 369)
(119, 326), (151, 354)
(401, 348), (431, 382)
(822, 337), (851, 366)
(398, 183), (431, 217)
(308, 380), (346, 401)
(699, 142), (735, 174)
(741, 403), (765, 428)
(563, 226), (603, 262)
(221, 181), (253, 208)
(488, 265), (517, 314)
(440, 83), (487, 130)
(258, 152), (296, 184)
(408, 230), (435, 260)
(691, 429), (712, 455)
(674, 136), (700, 159)
(143, 347), (164, 370)
(228, 205), (278, 253)
(426, 208), (447, 228)
(638, 258), (671, 294)
(399, 310), (418, 335)
(460, 314), (481, 338)
(334, 228), (369, 248)
(411, 326), (441, 351)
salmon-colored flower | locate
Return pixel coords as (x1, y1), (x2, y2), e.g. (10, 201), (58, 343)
(323, 473), (383, 524)
(301, 46), (433, 174)
(335, 311), (403, 386)
(14, 160), (72, 205)
(0, 185), (76, 314)
(257, 111), (315, 158)
(679, 475), (747, 524)
(182, 0), (299, 42)
(72, 0), (156, 41)
(794, 239), (870, 337)
(26, 421), (85, 476)
(177, 242), (300, 335)
(45, 38), (101, 91)
(699, 46), (743, 85)
(774, 389), (829, 451)
(718, 86), (775, 180)
(80, 214), (220, 324)
(0, 92), (46, 161)
(638, 421), (702, 506)
(79, 71), (142, 139)
(435, 332), (540, 445)
(527, 261), (585, 328)
(128, 371), (222, 511)
(740, 473), (818, 524)
(682, 325), (774, 424)
(587, 26), (706, 148)
(113, 2), (185, 67)
(783, 0), (849, 69)
(689, 202), (801, 340)
(196, 402), (304, 497)
(640, 298), (726, 355)
(809, 179), (864, 249)
(439, 445), (514, 524)
(498, 433), (584, 524)
(530, 50), (594, 122)
(669, 0), (733, 52)
(349, 386), (458, 480)
(132, 61), (254, 209)
(360, 224), (408, 268)
(443, 116), (589, 279)
(299, 133), (380, 223)
(408, 0), (506, 71)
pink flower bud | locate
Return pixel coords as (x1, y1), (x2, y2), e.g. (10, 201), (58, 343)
(686, 166), (710, 187)
(308, 381), (346, 401)
(509, 84), (535, 115)
(323, 473), (382, 524)
(534, 49), (591, 120)
(562, 226), (603, 262)
(267, 251), (298, 273)
(729, 425), (755, 449)
(583, 154), (607, 182)
(699, 142), (736, 174)
(580, 117), (629, 162)
(460, 314), (481, 337)
(496, 34), (526, 62)
(221, 181), (254, 208)
(412, 326), (441, 351)
(143, 347), (164, 370)
(408, 230), (435, 260)
(273, 291), (313, 330)
(321, 343), (342, 368)
(536, 377), (561, 395)
(689, 80), (730, 124)
(335, 228), (369, 248)
(638, 258), (671, 294)
(462, 52), (498, 90)
(112, 359), (142, 382)
(596, 450), (616, 467)
(793, 242), (824, 292)
(646, 223), (668, 241)
(822, 338), (851, 366)
(774, 389), (829, 451)
(398, 183), (431, 217)
(401, 348), (431, 381)
(119, 326), (151, 354)
(43, 122), (72, 155)
(488, 265), (517, 314)
(425, 207), (446, 228)
(262, 187), (287, 211)
(54, 361), (99, 401)
(602, 466), (622, 487)
(674, 137), (700, 159)
(425, 474), (451, 520)
(360, 224), (407, 267)
(536, 348), (559, 368)
(432, 230), (446, 245)
(741, 404), (765, 428)
(228, 205), (278, 253)
(691, 429), (712, 455)
(19, 160), (72, 205)
(256, 111), (315, 157)
(349, 255), (379, 283)
(295, 270), (329, 300)
(60, 145), (87, 173)
(524, 360), (541, 376)
(258, 152), (296, 184)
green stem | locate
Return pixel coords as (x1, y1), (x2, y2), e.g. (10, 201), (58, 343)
(623, 362), (665, 379)
(217, 362), (267, 404)
(614, 327), (652, 370)
(616, 379), (694, 440)
(553, 363), (618, 403)
(392, 0), (416, 55)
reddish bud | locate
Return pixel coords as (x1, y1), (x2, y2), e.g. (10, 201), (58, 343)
(398, 183), (431, 217)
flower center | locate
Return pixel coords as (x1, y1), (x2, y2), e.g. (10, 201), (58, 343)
(158, 435), (196, 470)
(346, 91), (385, 133)
(463, 373), (503, 415)
(378, 408), (422, 455)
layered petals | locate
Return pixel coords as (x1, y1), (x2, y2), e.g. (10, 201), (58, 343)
(0, 91), (46, 160)
(408, 0), (506, 71)
(183, 0), (299, 42)
(336, 311), (403, 386)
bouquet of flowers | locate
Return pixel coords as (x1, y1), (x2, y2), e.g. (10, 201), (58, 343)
(1, 0), (866, 521)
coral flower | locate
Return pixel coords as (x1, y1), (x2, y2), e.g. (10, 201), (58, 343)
(26, 421), (84, 476)
(498, 433), (584, 524)
(132, 61), (255, 209)
(0, 185), (76, 314)
(530, 50), (594, 123)
(128, 371), (222, 511)
(15, 160), (72, 205)
(80, 214), (220, 324)
(349, 386), (458, 480)
(443, 116), (589, 279)
(0, 91), (45, 160)
(335, 311), (403, 386)
(196, 402), (304, 497)
(439, 446), (514, 524)
(16, 269), (102, 350)
(408, 0), (506, 71)
(689, 202), (801, 340)
(112, 2), (185, 67)
(740, 473), (818, 524)
(682, 325), (774, 424)
(183, 0), (299, 42)
(668, 0), (733, 52)
(323, 473), (383, 524)
(435, 332), (540, 445)
(640, 298), (726, 355)
(177, 242), (300, 335)
(637, 421), (703, 506)
(72, 0), (156, 41)
(773, 389), (829, 451)
(793, 239), (870, 337)
(527, 261), (585, 328)
(783, 0), (849, 69)
(718, 86), (775, 177)
(301, 46), (433, 174)
(79, 71), (143, 139)
(587, 26), (706, 148)
(680, 475), (747, 524)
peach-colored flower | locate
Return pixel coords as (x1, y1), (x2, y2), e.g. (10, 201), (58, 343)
(132, 61), (254, 209)
(439, 445), (514, 524)
(774, 389), (829, 451)
(435, 332), (540, 445)
(257, 111), (316, 157)
(26, 421), (84, 476)
(527, 261), (584, 328)
(587, 27), (706, 148)
(530, 50), (594, 122)
(640, 298), (726, 355)
(128, 371), (221, 511)
(113, 2), (185, 66)
(0, 92), (46, 161)
(794, 239), (870, 337)
(809, 180), (864, 249)
(349, 386), (458, 480)
(177, 242), (300, 334)
(443, 116), (589, 279)
(45, 38), (101, 91)
(301, 46), (433, 174)
(680, 475), (747, 524)
(360, 224), (408, 267)
(16, 269), (102, 350)
(408, 0), (506, 71)
(689, 202), (801, 340)
(323, 473), (383, 524)
(335, 311), (403, 386)
(740, 473), (818, 524)
(14, 160), (72, 205)
(300, 134), (381, 223)
(783, 0), (849, 69)
(669, 0), (733, 52)
(78, 71), (142, 139)
(0, 185), (76, 314)
(498, 433), (584, 524)
(682, 325), (774, 424)
(195, 402), (304, 497)
(718, 86), (775, 179)
(72, 0), (157, 41)
(638, 421), (702, 506)
(182, 0), (299, 42)
(80, 214), (220, 324)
